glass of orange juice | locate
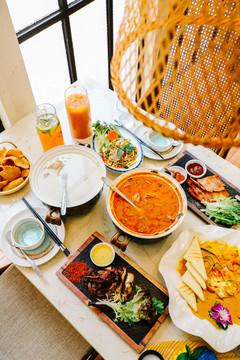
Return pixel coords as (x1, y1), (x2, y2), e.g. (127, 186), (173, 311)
(32, 103), (64, 152)
(64, 85), (92, 142)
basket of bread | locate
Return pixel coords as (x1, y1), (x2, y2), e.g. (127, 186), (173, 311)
(0, 141), (30, 195)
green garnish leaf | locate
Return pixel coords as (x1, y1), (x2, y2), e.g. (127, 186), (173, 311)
(191, 346), (207, 359)
(176, 212), (184, 218)
(152, 297), (165, 314)
(117, 148), (125, 158)
(121, 143), (136, 152)
(151, 170), (159, 174)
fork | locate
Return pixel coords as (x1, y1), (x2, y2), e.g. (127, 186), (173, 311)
(6, 230), (43, 277)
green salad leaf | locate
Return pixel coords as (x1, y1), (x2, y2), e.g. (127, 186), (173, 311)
(201, 196), (240, 225)
(94, 286), (165, 326)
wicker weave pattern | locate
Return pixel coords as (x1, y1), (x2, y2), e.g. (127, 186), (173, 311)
(111, 0), (240, 149)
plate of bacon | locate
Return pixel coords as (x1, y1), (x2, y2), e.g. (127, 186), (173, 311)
(168, 150), (240, 227)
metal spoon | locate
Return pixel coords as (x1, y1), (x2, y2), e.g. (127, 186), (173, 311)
(101, 176), (137, 208)
(6, 230), (43, 277)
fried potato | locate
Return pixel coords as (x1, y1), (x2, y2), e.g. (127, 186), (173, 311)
(0, 179), (8, 190)
(21, 168), (30, 178)
(4, 148), (23, 158)
(0, 145), (30, 193)
(1, 156), (16, 166)
(0, 165), (21, 181)
(14, 156), (30, 169)
(0, 147), (7, 157)
(2, 177), (24, 191)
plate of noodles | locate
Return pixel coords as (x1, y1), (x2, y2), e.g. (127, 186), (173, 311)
(92, 121), (143, 173)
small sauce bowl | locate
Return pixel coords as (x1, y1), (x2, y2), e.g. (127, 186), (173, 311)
(11, 217), (45, 251)
(168, 166), (187, 184)
(147, 130), (174, 152)
(185, 159), (207, 178)
(90, 243), (115, 267)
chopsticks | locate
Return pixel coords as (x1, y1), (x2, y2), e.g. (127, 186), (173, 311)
(22, 197), (70, 257)
(114, 119), (164, 159)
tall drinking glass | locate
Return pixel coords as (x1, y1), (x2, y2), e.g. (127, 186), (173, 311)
(32, 103), (64, 152)
(64, 85), (92, 142)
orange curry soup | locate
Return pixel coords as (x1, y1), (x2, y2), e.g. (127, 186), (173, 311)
(178, 240), (240, 329)
(110, 172), (183, 236)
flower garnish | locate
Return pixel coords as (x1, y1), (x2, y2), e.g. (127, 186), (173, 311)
(209, 303), (233, 330)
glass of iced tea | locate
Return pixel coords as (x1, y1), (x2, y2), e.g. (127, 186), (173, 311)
(64, 85), (92, 142)
(32, 103), (64, 152)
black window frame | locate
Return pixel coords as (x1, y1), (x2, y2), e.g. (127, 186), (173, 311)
(16, 0), (113, 89)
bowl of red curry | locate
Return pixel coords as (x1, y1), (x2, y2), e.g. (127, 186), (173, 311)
(106, 169), (187, 240)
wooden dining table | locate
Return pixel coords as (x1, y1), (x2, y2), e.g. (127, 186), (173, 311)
(1, 77), (240, 359)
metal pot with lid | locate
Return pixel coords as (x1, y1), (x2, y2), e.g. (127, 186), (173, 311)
(30, 145), (106, 224)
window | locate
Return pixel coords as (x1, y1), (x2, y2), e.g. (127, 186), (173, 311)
(6, 0), (125, 104)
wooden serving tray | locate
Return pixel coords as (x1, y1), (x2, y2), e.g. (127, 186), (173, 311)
(56, 232), (169, 353)
(139, 341), (240, 359)
(168, 150), (240, 227)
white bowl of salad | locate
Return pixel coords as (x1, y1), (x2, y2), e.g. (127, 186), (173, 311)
(92, 121), (143, 173)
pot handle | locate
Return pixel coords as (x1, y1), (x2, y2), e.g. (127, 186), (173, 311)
(45, 207), (62, 226)
(111, 230), (131, 252)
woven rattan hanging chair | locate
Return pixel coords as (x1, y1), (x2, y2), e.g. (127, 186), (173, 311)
(111, 0), (240, 153)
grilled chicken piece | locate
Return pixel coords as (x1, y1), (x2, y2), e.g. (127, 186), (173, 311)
(122, 272), (134, 301)
(112, 267), (127, 300)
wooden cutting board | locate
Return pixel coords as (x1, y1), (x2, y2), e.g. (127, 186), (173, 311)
(168, 150), (240, 227)
(56, 232), (169, 353)
(138, 341), (240, 359)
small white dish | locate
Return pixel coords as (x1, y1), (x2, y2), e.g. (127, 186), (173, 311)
(147, 129), (174, 152)
(168, 166), (187, 184)
(11, 217), (45, 251)
(134, 124), (184, 160)
(90, 242), (115, 267)
(1, 208), (65, 266)
(185, 159), (207, 178)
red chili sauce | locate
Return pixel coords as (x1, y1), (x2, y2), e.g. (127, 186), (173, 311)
(186, 162), (204, 176)
(175, 172), (185, 183)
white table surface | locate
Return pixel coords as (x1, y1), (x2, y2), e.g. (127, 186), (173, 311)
(1, 77), (240, 359)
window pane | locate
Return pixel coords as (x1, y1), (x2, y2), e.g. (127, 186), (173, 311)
(20, 22), (70, 105)
(113, 0), (125, 46)
(6, 0), (59, 32)
(70, 0), (108, 88)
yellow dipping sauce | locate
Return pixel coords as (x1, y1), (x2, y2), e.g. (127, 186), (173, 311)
(91, 243), (114, 266)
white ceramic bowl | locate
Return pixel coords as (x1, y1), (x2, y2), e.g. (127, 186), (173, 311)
(147, 129), (174, 152)
(168, 166), (187, 185)
(185, 159), (207, 179)
(90, 242), (115, 267)
(11, 217), (45, 250)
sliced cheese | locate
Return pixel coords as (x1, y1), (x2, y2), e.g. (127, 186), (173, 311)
(183, 235), (207, 280)
(186, 261), (206, 290)
(181, 270), (205, 301)
(176, 281), (197, 312)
